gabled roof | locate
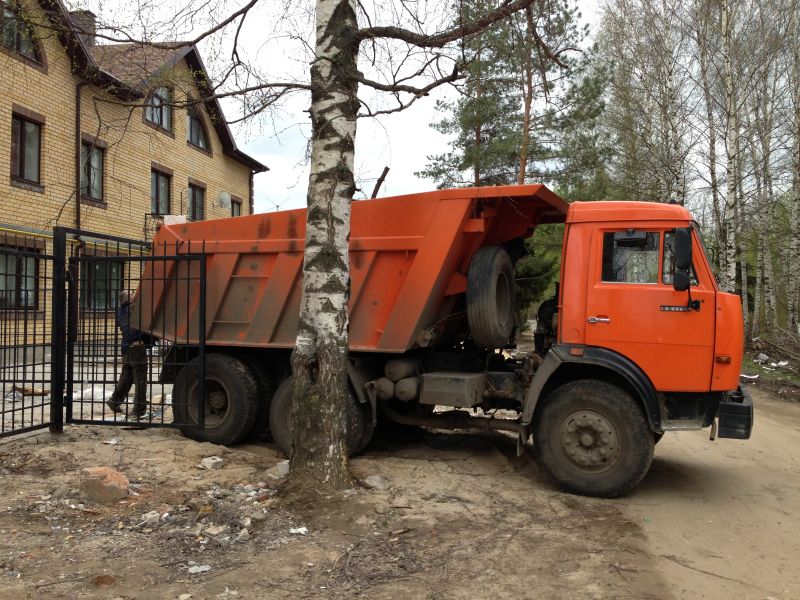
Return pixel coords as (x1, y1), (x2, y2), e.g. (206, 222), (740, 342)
(90, 43), (191, 90)
(36, 0), (267, 173)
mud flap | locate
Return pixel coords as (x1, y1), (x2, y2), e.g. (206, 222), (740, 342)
(717, 387), (753, 440)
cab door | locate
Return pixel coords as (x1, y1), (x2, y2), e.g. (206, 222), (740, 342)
(583, 227), (715, 392)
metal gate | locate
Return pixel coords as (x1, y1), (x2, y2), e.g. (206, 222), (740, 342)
(0, 226), (206, 438)
(0, 232), (59, 437)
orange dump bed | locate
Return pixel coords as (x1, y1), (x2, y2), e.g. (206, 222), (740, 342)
(136, 185), (567, 353)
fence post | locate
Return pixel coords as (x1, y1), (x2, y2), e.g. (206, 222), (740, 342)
(49, 227), (67, 433)
(198, 253), (206, 431)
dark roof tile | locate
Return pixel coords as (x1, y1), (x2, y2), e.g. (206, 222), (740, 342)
(90, 42), (191, 90)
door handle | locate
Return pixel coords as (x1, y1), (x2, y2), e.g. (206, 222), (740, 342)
(587, 316), (611, 324)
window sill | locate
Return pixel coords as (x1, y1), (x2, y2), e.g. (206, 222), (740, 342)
(0, 310), (44, 320)
(81, 196), (107, 209)
(79, 309), (117, 315)
(144, 120), (175, 139)
(10, 178), (44, 193)
(187, 140), (213, 157)
(0, 44), (47, 73)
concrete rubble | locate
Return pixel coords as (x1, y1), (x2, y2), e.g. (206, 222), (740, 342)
(199, 456), (225, 470)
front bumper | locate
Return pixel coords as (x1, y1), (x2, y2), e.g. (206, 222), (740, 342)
(717, 386), (754, 439)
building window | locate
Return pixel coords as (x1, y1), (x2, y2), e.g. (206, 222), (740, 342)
(188, 184), (204, 221)
(80, 260), (123, 311)
(80, 141), (104, 201)
(1, 3), (40, 62)
(231, 199), (242, 217)
(151, 169), (170, 214)
(601, 231), (660, 284)
(145, 87), (172, 131)
(0, 245), (38, 311)
(187, 107), (208, 150)
(11, 114), (40, 184)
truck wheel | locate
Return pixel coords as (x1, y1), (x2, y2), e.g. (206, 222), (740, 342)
(173, 353), (259, 446)
(533, 380), (654, 498)
(269, 377), (367, 457)
(239, 355), (275, 440)
(467, 246), (516, 348)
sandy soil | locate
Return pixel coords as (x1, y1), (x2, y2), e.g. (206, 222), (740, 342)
(0, 385), (796, 600)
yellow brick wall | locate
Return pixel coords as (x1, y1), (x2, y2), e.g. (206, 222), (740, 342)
(0, 1), (257, 349)
(0, 3), (81, 234)
(0, 0), (254, 244)
(79, 66), (253, 239)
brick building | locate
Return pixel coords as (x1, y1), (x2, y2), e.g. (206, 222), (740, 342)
(1, 0), (266, 314)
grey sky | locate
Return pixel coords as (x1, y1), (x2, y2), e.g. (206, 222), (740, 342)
(79, 0), (601, 213)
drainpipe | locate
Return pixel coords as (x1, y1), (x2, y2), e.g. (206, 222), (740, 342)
(249, 171), (254, 215)
(75, 82), (88, 230)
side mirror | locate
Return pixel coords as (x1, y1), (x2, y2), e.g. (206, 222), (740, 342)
(674, 227), (692, 270)
(673, 269), (691, 292)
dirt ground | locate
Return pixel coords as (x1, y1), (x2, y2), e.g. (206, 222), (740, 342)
(0, 385), (797, 600)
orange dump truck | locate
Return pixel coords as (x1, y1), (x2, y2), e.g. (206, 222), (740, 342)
(137, 184), (752, 497)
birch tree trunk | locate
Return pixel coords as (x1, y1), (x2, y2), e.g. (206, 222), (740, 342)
(720, 0), (738, 292)
(735, 130), (749, 337)
(758, 75), (778, 333)
(289, 0), (359, 491)
(752, 236), (762, 338)
(790, 45), (800, 333)
(697, 20), (723, 264)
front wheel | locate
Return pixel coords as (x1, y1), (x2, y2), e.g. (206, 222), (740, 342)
(533, 380), (654, 498)
(173, 353), (259, 446)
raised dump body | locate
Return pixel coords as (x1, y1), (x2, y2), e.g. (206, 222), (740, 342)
(135, 184), (567, 352)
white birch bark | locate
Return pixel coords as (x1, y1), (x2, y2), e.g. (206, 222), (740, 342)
(290, 0), (358, 489)
(696, 14), (723, 266)
(721, 0), (739, 292)
(790, 41), (800, 332)
(753, 237), (762, 338)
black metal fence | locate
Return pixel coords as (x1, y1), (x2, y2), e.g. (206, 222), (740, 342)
(0, 233), (57, 437)
(0, 226), (207, 438)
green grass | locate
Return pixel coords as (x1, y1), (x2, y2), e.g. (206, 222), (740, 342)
(741, 355), (800, 392)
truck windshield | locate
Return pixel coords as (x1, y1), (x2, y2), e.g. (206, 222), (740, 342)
(693, 223), (718, 285)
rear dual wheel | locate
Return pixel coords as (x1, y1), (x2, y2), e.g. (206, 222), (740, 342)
(533, 379), (654, 498)
(269, 377), (374, 457)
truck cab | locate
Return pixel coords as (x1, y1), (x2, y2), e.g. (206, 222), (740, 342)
(559, 201), (743, 395)
(517, 201), (753, 496)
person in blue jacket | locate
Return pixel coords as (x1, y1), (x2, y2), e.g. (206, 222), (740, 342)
(107, 290), (155, 417)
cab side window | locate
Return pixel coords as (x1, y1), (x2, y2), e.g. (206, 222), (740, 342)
(601, 232), (660, 283)
(662, 231), (698, 285)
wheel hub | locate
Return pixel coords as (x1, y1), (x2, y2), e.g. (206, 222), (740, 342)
(188, 379), (231, 428)
(209, 391), (227, 413)
(560, 410), (621, 472)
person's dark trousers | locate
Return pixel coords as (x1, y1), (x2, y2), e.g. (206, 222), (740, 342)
(108, 344), (148, 416)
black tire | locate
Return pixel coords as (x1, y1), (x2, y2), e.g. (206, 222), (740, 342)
(173, 353), (259, 446)
(269, 377), (367, 457)
(654, 431), (665, 445)
(466, 246), (516, 348)
(533, 380), (654, 498)
(239, 355), (275, 440)
(354, 400), (377, 454)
